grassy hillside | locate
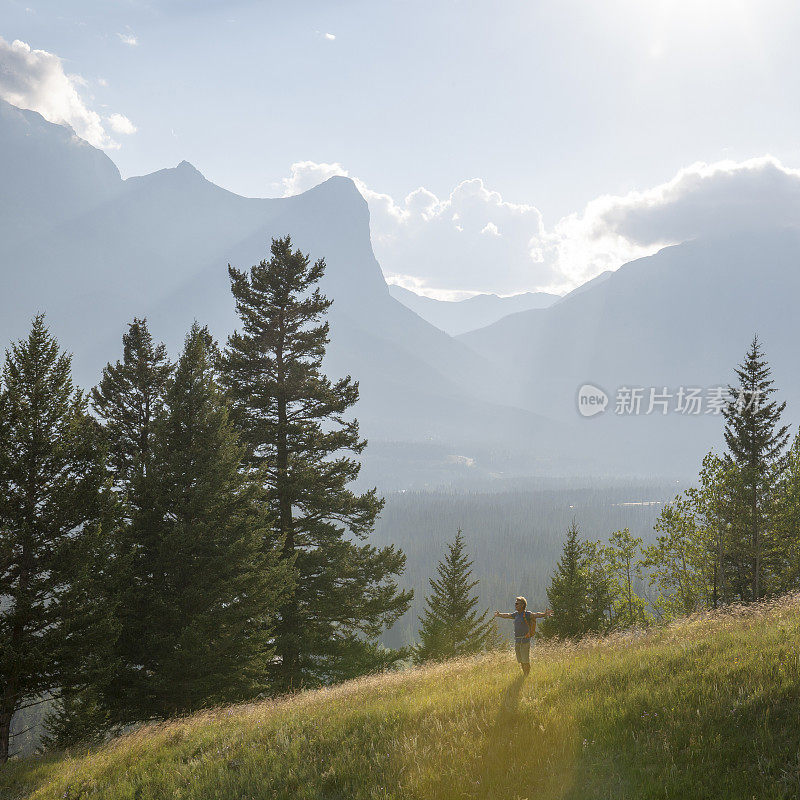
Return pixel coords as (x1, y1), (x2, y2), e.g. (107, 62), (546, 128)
(2, 596), (799, 800)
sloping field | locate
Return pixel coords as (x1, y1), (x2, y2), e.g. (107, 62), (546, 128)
(2, 596), (799, 800)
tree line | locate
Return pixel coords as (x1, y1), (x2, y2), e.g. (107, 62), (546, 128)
(0, 237), (412, 762)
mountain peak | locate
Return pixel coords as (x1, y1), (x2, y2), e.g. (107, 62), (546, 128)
(176, 160), (202, 174)
(307, 175), (362, 198)
(281, 174), (369, 222)
(124, 160), (211, 192)
(323, 174), (357, 188)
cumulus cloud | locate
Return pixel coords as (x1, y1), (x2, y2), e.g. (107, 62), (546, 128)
(278, 157), (800, 296)
(117, 32), (138, 46)
(107, 112), (137, 134)
(324, 32), (336, 40)
(0, 36), (135, 149)
(375, 179), (554, 294)
(546, 156), (800, 288)
(579, 157), (800, 245)
(280, 160), (349, 196)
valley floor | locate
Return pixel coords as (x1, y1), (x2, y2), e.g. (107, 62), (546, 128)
(2, 596), (800, 800)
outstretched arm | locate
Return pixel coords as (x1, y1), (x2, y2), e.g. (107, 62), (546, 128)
(494, 611), (514, 619)
(529, 609), (553, 620)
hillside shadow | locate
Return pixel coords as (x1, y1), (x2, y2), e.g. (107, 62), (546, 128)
(493, 674), (526, 731)
(468, 673), (578, 800)
(471, 675), (526, 797)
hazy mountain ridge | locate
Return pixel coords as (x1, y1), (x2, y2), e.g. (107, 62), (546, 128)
(0, 100), (560, 487)
(388, 284), (559, 335)
(4, 97), (798, 483)
(459, 229), (800, 474)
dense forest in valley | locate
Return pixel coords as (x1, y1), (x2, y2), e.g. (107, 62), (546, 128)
(373, 481), (676, 647)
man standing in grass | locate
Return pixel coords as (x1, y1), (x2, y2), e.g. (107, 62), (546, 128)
(495, 597), (552, 676)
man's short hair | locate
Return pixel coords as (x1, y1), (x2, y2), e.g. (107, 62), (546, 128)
(516, 596), (527, 610)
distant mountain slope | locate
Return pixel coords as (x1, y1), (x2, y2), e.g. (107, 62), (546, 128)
(460, 230), (800, 474)
(0, 100), (560, 487)
(388, 284), (559, 335)
(0, 100), (122, 243)
(553, 269), (612, 304)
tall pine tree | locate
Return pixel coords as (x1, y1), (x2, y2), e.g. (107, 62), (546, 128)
(722, 335), (789, 600)
(540, 522), (594, 639)
(91, 318), (172, 498)
(110, 323), (291, 719)
(413, 530), (495, 663)
(0, 317), (116, 762)
(91, 318), (172, 725)
(220, 236), (412, 690)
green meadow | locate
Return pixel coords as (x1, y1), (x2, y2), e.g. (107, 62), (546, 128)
(3, 595), (799, 800)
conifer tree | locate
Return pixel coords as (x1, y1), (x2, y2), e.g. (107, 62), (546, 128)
(109, 323), (291, 719)
(91, 318), (172, 497)
(722, 335), (789, 600)
(91, 317), (172, 724)
(220, 236), (412, 690)
(540, 522), (592, 638)
(413, 530), (494, 663)
(42, 688), (111, 749)
(0, 317), (115, 762)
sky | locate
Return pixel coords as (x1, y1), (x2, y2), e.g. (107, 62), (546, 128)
(3, 0), (800, 297)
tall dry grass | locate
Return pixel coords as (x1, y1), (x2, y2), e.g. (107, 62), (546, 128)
(2, 594), (799, 799)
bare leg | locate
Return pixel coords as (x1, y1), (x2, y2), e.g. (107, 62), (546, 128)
(521, 663), (530, 676)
